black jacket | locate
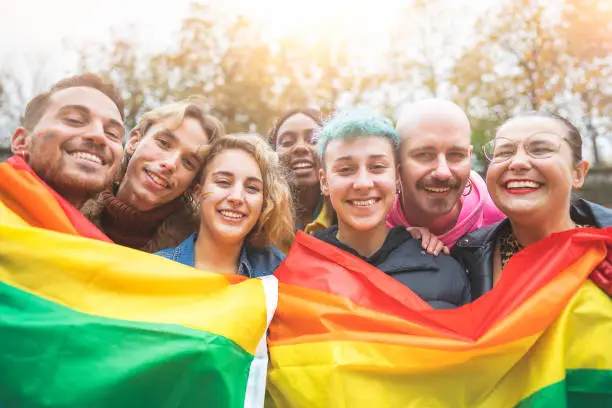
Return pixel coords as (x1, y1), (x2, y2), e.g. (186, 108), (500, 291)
(314, 226), (471, 309)
(452, 199), (612, 300)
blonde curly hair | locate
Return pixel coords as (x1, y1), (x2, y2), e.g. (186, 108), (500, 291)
(199, 133), (295, 249)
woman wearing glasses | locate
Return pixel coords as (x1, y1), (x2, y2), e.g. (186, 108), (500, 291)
(452, 111), (612, 298)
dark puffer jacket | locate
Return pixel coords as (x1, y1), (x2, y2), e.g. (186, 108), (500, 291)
(452, 199), (612, 300)
(314, 226), (471, 309)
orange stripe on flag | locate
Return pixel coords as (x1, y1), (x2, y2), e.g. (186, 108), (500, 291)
(0, 156), (110, 241)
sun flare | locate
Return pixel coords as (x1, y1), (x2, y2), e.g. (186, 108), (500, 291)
(224, 0), (402, 43)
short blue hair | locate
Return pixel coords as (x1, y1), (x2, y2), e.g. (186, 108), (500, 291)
(316, 110), (399, 160)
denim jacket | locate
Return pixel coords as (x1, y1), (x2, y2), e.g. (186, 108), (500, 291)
(155, 233), (285, 278)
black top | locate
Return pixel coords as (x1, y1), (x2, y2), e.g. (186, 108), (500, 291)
(452, 199), (612, 300)
(315, 226), (471, 309)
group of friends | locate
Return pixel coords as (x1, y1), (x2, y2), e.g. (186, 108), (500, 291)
(4, 72), (612, 308)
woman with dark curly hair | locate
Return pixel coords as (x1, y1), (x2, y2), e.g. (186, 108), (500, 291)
(269, 108), (336, 234)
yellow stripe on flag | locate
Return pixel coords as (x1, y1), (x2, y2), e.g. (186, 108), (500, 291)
(267, 284), (612, 407)
(0, 202), (267, 355)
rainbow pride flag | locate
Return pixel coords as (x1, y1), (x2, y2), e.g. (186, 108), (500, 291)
(0, 157), (276, 407)
(267, 231), (612, 407)
(0, 155), (111, 241)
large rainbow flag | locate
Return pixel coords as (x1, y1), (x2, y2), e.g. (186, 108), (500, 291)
(3, 155), (612, 406)
(267, 231), (612, 407)
(0, 157), (276, 407)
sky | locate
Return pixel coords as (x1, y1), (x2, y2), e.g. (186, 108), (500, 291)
(0, 0), (493, 118)
(0, 0), (493, 76)
(0, 0), (191, 73)
(0, 0), (403, 55)
(1, 0), (607, 160)
(0, 0), (498, 111)
(0, 0), (501, 148)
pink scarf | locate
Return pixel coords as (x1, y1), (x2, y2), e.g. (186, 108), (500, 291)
(386, 171), (505, 247)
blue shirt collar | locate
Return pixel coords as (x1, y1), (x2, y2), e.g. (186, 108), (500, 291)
(174, 233), (252, 277)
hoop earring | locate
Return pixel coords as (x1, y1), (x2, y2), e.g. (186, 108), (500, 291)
(462, 178), (473, 197)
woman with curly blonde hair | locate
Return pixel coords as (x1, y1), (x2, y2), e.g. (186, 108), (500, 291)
(156, 133), (295, 277)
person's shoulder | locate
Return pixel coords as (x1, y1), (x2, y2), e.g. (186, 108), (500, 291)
(388, 225), (414, 240)
(313, 224), (339, 242)
(382, 228), (437, 268)
(246, 244), (286, 276)
(571, 199), (612, 228)
(154, 246), (176, 259)
(153, 233), (196, 263)
(80, 195), (105, 227)
(267, 245), (286, 262)
(148, 209), (198, 253)
(388, 229), (467, 278)
(433, 250), (467, 272)
(454, 219), (508, 249)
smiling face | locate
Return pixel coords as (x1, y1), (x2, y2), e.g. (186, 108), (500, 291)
(198, 148), (264, 246)
(12, 86), (125, 206)
(399, 121), (472, 219)
(275, 113), (321, 189)
(486, 116), (588, 221)
(320, 136), (397, 233)
(117, 116), (208, 211)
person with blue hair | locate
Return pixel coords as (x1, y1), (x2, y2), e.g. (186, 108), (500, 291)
(314, 110), (471, 309)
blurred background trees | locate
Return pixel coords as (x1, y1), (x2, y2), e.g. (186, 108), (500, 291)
(1, 0), (611, 165)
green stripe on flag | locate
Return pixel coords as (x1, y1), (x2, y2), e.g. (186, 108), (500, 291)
(515, 369), (612, 408)
(0, 282), (254, 408)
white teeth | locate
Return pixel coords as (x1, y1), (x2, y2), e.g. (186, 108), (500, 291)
(71, 151), (102, 164)
(220, 210), (243, 219)
(147, 171), (168, 188)
(293, 162), (313, 169)
(351, 199), (376, 207)
(506, 181), (540, 189)
(424, 186), (450, 193)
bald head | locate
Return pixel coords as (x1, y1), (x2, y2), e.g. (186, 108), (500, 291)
(395, 98), (474, 226)
(396, 99), (471, 145)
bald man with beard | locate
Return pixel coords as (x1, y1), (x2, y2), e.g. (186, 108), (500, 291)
(386, 99), (505, 247)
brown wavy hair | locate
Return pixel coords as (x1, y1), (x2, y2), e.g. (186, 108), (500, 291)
(199, 133), (295, 249)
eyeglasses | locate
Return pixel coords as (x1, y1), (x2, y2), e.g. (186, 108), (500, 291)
(482, 132), (570, 163)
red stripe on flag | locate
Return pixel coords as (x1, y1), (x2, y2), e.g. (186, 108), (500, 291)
(6, 156), (111, 242)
